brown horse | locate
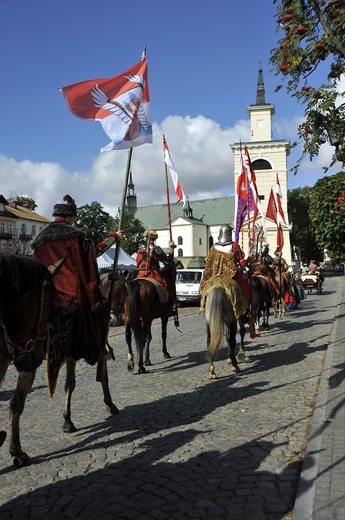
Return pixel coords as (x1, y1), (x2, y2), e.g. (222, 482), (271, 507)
(0, 253), (121, 467)
(124, 278), (175, 374)
(204, 285), (245, 379)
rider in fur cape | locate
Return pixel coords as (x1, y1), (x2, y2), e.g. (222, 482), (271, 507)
(31, 195), (121, 366)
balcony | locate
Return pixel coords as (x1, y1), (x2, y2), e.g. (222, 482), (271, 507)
(0, 231), (13, 240)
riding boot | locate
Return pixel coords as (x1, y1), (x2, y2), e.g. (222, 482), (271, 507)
(166, 299), (176, 317)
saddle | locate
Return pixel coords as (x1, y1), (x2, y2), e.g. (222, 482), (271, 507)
(134, 277), (169, 305)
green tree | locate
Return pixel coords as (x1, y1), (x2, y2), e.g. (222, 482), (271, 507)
(309, 171), (345, 262)
(113, 210), (145, 256)
(13, 196), (37, 210)
(288, 186), (324, 262)
(270, 0), (345, 173)
(75, 201), (116, 245)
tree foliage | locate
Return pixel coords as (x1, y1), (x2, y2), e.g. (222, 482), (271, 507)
(11, 196), (37, 211)
(309, 171), (345, 262)
(113, 210), (145, 256)
(270, 0), (345, 173)
(74, 201), (116, 245)
(288, 186), (324, 262)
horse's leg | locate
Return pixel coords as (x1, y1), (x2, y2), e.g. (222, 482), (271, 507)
(144, 327), (152, 366)
(237, 318), (246, 362)
(125, 319), (134, 372)
(226, 321), (240, 373)
(206, 323), (216, 379)
(9, 370), (36, 467)
(96, 354), (120, 415)
(62, 357), (77, 433)
(161, 317), (171, 359)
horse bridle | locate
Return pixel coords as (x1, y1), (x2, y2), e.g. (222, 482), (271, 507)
(0, 278), (51, 362)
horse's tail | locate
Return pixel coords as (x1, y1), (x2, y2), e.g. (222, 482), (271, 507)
(207, 287), (226, 361)
(127, 281), (144, 353)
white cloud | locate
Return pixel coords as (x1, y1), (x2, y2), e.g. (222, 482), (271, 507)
(0, 113), (336, 218)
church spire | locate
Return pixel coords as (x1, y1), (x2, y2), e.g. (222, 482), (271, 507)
(256, 66), (266, 105)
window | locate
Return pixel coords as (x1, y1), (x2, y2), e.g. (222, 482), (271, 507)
(178, 236), (183, 245)
(8, 223), (13, 233)
(178, 248), (183, 257)
(252, 159), (272, 170)
(0, 223), (4, 235)
(199, 238), (202, 245)
(32, 225), (36, 236)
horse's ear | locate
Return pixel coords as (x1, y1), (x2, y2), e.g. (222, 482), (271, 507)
(47, 257), (67, 276)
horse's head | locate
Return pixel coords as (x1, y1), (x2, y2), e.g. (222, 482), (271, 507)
(0, 254), (55, 371)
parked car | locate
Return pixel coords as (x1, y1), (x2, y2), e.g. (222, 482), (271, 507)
(176, 268), (204, 305)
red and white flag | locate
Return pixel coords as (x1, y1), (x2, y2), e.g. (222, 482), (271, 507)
(59, 57), (152, 152)
(275, 173), (286, 225)
(163, 136), (186, 206)
(243, 146), (266, 237)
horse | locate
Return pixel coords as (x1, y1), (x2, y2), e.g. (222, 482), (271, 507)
(251, 275), (273, 335)
(204, 285), (245, 379)
(271, 270), (293, 318)
(0, 253), (121, 467)
(123, 277), (175, 374)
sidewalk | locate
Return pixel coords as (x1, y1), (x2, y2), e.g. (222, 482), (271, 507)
(293, 275), (345, 520)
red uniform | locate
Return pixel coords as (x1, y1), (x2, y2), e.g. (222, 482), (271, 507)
(32, 222), (107, 364)
(136, 243), (176, 302)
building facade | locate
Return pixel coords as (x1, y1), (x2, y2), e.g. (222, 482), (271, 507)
(0, 195), (50, 255)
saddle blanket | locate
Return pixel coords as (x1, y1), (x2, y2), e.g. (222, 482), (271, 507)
(135, 277), (169, 304)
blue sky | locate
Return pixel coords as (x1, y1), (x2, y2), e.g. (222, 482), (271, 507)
(0, 0), (340, 218)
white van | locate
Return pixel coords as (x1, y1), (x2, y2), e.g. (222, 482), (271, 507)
(176, 269), (204, 305)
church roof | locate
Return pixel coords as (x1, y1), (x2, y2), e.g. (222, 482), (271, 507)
(134, 196), (235, 230)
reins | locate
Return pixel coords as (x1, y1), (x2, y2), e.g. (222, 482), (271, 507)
(0, 278), (51, 361)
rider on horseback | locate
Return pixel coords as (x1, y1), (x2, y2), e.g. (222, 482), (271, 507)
(136, 230), (177, 317)
(199, 224), (252, 325)
(32, 195), (123, 366)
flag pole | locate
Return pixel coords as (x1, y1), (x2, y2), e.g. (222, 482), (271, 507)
(163, 135), (179, 326)
(101, 147), (132, 359)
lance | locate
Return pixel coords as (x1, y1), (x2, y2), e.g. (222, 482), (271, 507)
(101, 147), (133, 359)
(163, 135), (179, 327)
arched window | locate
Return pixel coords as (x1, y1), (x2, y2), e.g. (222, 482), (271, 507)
(178, 236), (183, 245)
(252, 159), (272, 170)
(209, 236), (214, 250)
(178, 248), (183, 257)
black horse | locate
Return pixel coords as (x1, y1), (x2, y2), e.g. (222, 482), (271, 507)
(251, 275), (273, 335)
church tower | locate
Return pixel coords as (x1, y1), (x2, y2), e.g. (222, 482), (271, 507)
(126, 170), (137, 213)
(230, 67), (292, 265)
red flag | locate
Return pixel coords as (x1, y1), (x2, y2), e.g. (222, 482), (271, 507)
(266, 188), (285, 252)
(266, 188), (278, 224)
(59, 58), (152, 151)
(163, 136), (186, 205)
(276, 225), (284, 252)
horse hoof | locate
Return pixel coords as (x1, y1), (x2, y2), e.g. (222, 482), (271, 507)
(208, 373), (216, 379)
(144, 360), (152, 366)
(138, 367), (147, 374)
(164, 353), (171, 359)
(232, 366), (241, 373)
(62, 422), (77, 433)
(237, 353), (245, 362)
(127, 363), (134, 372)
(0, 430), (6, 447)
(108, 404), (121, 415)
(13, 453), (31, 467)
